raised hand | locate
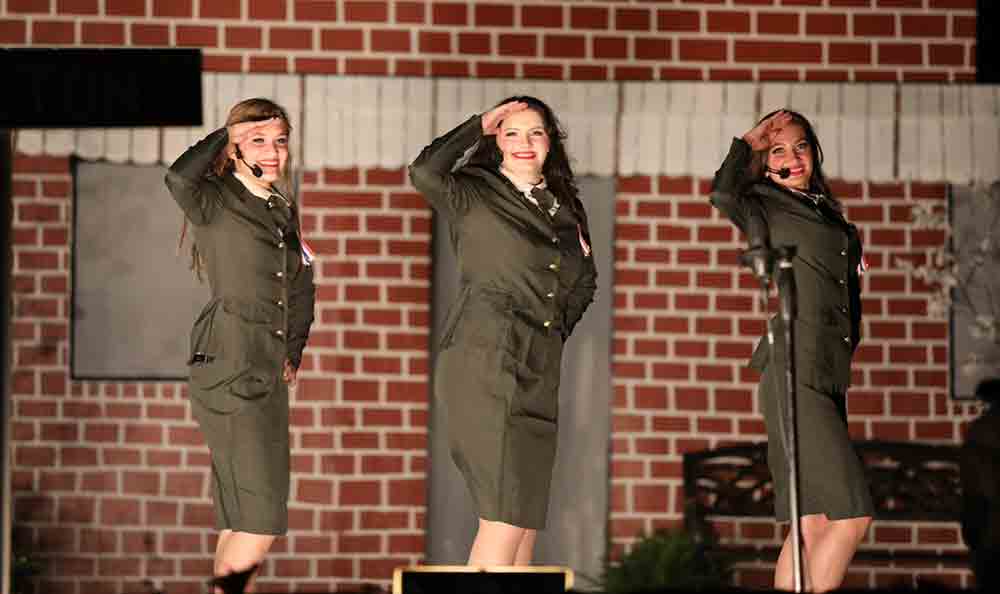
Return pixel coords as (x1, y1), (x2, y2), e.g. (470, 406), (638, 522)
(227, 117), (279, 147)
(481, 101), (530, 135)
(742, 110), (793, 151)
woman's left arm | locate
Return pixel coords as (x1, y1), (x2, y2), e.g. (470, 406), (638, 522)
(286, 258), (316, 371)
(562, 246), (598, 340)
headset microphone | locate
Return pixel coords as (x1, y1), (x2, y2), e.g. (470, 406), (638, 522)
(767, 166), (791, 179)
(234, 145), (263, 178)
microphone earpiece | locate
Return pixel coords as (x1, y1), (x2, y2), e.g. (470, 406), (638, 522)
(234, 145), (263, 178)
(767, 166), (791, 179)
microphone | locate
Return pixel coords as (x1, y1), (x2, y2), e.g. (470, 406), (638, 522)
(234, 145), (263, 178)
(766, 166), (791, 179)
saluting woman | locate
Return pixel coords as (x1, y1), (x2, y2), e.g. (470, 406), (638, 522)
(165, 98), (316, 594)
(410, 97), (598, 565)
(710, 109), (874, 592)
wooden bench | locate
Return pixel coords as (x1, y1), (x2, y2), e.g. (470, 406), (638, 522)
(682, 441), (968, 565)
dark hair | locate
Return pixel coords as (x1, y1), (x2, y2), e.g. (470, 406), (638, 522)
(750, 108), (837, 208)
(976, 378), (1000, 405)
(466, 95), (582, 216)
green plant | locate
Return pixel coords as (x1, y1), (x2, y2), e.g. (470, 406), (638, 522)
(601, 529), (733, 593)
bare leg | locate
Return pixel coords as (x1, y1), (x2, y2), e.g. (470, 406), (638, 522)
(468, 519), (527, 566)
(212, 531), (277, 593)
(774, 514), (872, 592)
(513, 529), (537, 565)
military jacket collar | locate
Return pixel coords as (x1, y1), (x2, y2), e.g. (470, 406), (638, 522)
(461, 165), (572, 238)
(219, 173), (296, 238)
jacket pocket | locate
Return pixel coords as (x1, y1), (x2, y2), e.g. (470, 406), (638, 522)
(188, 298), (280, 412)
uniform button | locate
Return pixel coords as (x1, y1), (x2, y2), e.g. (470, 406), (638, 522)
(840, 249), (847, 256)
(546, 292), (555, 299)
(278, 241), (286, 249)
(275, 271), (284, 278)
(548, 263), (559, 271)
(839, 279), (846, 285)
(839, 306), (848, 314)
(551, 237), (559, 244)
(276, 299), (285, 307)
(543, 320), (552, 328)
(843, 336), (850, 344)
(275, 329), (285, 337)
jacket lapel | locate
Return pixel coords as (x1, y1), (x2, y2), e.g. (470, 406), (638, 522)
(220, 174), (283, 237)
(464, 166), (558, 238)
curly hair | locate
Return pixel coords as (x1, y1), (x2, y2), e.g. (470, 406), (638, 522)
(466, 95), (584, 218)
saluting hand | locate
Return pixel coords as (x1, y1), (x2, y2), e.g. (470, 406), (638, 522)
(742, 110), (793, 151)
(227, 117), (279, 147)
(481, 101), (530, 135)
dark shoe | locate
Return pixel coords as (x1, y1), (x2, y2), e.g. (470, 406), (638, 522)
(209, 564), (258, 594)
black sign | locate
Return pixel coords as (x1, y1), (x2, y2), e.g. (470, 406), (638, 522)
(2, 48), (202, 128)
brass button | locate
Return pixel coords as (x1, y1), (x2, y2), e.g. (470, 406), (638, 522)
(276, 299), (285, 307)
(275, 329), (285, 337)
(840, 249), (847, 256)
(275, 271), (284, 278)
(551, 237), (559, 244)
(842, 336), (850, 344)
(548, 263), (559, 271)
(546, 292), (555, 299)
(839, 306), (848, 314)
(839, 279), (846, 285)
(278, 241), (286, 249)
(543, 320), (552, 328)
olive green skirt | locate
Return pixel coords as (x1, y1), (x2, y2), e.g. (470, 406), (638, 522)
(760, 365), (874, 522)
(188, 379), (290, 535)
(436, 324), (563, 530)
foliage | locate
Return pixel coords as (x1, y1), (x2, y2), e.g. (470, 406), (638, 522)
(601, 529), (733, 593)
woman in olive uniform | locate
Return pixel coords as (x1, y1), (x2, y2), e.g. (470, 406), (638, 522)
(410, 97), (597, 565)
(710, 109), (873, 592)
(165, 98), (315, 594)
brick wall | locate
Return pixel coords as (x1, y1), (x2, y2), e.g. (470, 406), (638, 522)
(4, 0), (982, 592)
(1, 0), (976, 81)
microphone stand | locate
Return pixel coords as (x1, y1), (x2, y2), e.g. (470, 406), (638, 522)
(740, 244), (805, 593)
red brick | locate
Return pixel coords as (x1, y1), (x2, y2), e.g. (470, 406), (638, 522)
(395, 1), (424, 23)
(344, 1), (386, 22)
(709, 10), (751, 33)
(81, 21), (125, 44)
(544, 34), (585, 58)
(295, 0), (338, 20)
(176, 25), (216, 47)
(658, 9), (700, 32)
(474, 3), (513, 27)
(953, 15), (975, 37)
(249, 0), (285, 19)
(636, 38), (671, 60)
(571, 6), (608, 29)
(249, 55), (286, 72)
(152, 0), (190, 18)
(200, 0), (239, 18)
(594, 37), (628, 60)
(806, 13), (848, 35)
(616, 8), (650, 31)
(521, 4), (562, 28)
(854, 14), (895, 36)
(9, 0), (50, 12)
(879, 43), (923, 65)
(33, 20), (74, 43)
(370, 28), (409, 52)
(757, 12), (799, 35)
(226, 26), (262, 49)
(679, 39), (727, 62)
(432, 2), (466, 25)
(270, 26), (313, 50)
(929, 44), (964, 66)
(735, 41), (821, 63)
(107, 0), (145, 16)
(902, 14), (947, 37)
(395, 58), (425, 76)
(419, 31), (451, 53)
(132, 23), (169, 45)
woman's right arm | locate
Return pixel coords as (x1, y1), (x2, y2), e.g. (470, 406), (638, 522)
(407, 115), (484, 220)
(164, 128), (228, 225)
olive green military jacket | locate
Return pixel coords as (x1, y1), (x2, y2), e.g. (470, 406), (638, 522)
(165, 129), (315, 404)
(710, 138), (863, 393)
(409, 115), (598, 344)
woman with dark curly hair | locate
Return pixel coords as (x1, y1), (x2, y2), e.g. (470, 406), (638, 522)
(409, 96), (597, 565)
(165, 98), (316, 594)
(710, 109), (874, 591)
